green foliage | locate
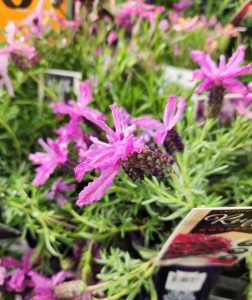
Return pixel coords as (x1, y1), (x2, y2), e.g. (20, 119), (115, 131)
(1, 1), (252, 298)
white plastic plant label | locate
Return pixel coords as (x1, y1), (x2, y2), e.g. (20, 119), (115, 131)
(38, 68), (82, 101)
(165, 270), (207, 292)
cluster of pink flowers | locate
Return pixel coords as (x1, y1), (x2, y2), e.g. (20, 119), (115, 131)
(0, 22), (37, 97)
(115, 0), (165, 31)
(0, 243), (100, 299)
(30, 79), (186, 207)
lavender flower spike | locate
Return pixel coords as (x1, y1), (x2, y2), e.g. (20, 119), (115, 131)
(75, 104), (144, 207)
(75, 104), (175, 206)
(134, 95), (186, 154)
(191, 45), (251, 117)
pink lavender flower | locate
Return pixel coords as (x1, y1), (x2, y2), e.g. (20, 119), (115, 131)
(5, 22), (36, 60)
(172, 0), (193, 14)
(116, 0), (164, 31)
(215, 23), (246, 37)
(197, 95), (252, 122)
(230, 95), (252, 119)
(48, 177), (75, 205)
(172, 16), (199, 32)
(0, 266), (7, 285)
(191, 45), (251, 117)
(191, 45), (251, 95)
(29, 271), (72, 300)
(21, 0), (55, 39)
(52, 80), (105, 125)
(75, 103), (144, 206)
(158, 19), (169, 30)
(58, 0), (82, 30)
(0, 54), (14, 97)
(75, 103), (175, 206)
(2, 249), (34, 292)
(200, 15), (217, 28)
(55, 119), (88, 155)
(29, 138), (68, 186)
(107, 31), (118, 45)
(134, 95), (185, 153)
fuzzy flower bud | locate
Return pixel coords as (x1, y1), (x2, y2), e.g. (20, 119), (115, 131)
(54, 280), (87, 299)
(163, 128), (184, 155)
(208, 86), (225, 118)
(10, 52), (31, 70)
(123, 145), (174, 180)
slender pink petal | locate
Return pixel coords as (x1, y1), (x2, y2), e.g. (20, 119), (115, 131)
(51, 271), (70, 286)
(8, 270), (26, 292)
(192, 69), (204, 80)
(5, 22), (15, 44)
(196, 79), (214, 94)
(204, 54), (218, 74)
(163, 95), (177, 128)
(78, 80), (92, 107)
(218, 55), (226, 70)
(2, 257), (20, 268)
(168, 96), (186, 129)
(224, 45), (246, 72)
(110, 103), (122, 136)
(77, 164), (121, 207)
(0, 267), (7, 285)
(191, 50), (205, 65)
(222, 79), (248, 95)
(154, 129), (167, 145)
(133, 117), (163, 130)
(220, 64), (251, 80)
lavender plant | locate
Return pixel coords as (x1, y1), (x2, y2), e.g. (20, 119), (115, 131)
(0, 0), (252, 299)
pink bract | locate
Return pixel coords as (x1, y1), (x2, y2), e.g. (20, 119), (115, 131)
(29, 138), (68, 186)
(52, 80), (106, 125)
(191, 45), (251, 95)
(134, 95), (186, 145)
(29, 271), (72, 300)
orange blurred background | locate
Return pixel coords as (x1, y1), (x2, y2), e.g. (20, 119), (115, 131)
(0, 0), (66, 30)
